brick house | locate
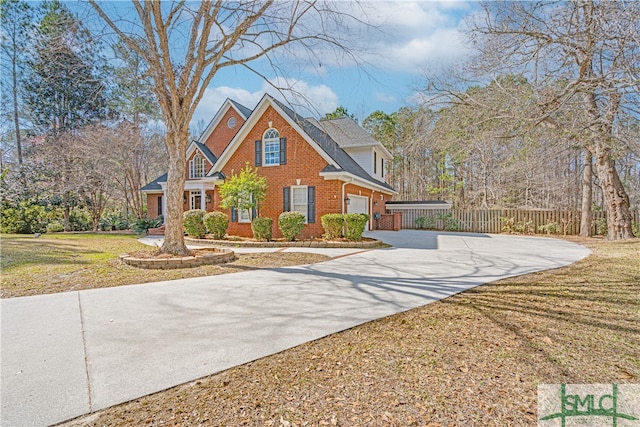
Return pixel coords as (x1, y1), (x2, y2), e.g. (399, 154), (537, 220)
(142, 94), (396, 239)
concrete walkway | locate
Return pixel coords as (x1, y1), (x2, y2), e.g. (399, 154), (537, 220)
(0, 231), (590, 426)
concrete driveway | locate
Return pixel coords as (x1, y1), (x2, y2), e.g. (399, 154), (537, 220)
(0, 230), (590, 426)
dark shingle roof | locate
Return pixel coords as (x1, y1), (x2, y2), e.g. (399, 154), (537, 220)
(271, 97), (394, 192)
(194, 141), (217, 166)
(229, 99), (253, 119)
(141, 172), (167, 191)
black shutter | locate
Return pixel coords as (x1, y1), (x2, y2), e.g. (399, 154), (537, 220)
(157, 196), (162, 219)
(307, 186), (316, 223)
(231, 207), (238, 222)
(251, 206), (257, 220)
(279, 137), (287, 165)
(254, 140), (262, 166)
(283, 187), (290, 212)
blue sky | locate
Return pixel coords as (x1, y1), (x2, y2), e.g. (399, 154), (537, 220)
(77, 1), (476, 126)
(188, 1), (476, 125)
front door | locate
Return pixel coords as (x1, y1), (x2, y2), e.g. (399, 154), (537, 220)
(190, 191), (202, 210)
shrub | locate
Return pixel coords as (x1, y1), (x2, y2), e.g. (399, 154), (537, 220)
(594, 217), (607, 236)
(437, 213), (459, 231)
(633, 221), (640, 238)
(46, 221), (65, 233)
(344, 213), (369, 241)
(69, 209), (92, 231)
(99, 210), (130, 231)
(278, 211), (305, 241)
(538, 221), (561, 235)
(321, 213), (344, 239)
(251, 217), (273, 241)
(132, 216), (163, 234)
(183, 209), (207, 238)
(204, 211), (228, 239)
(415, 215), (435, 230)
(0, 201), (53, 234)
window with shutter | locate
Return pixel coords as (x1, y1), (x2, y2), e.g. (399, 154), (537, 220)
(263, 129), (280, 166)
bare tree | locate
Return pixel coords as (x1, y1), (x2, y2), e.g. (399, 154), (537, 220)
(468, 0), (637, 240)
(89, 1), (365, 255)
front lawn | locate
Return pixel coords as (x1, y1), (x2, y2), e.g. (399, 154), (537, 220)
(0, 233), (329, 298)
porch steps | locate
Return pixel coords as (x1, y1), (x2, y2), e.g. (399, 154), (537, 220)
(148, 225), (165, 236)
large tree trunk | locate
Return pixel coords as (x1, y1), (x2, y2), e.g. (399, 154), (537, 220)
(593, 144), (633, 240)
(160, 125), (190, 255)
(579, 149), (593, 237)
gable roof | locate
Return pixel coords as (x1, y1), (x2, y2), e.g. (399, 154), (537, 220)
(141, 172), (167, 192)
(270, 98), (395, 192)
(209, 94), (395, 193)
(187, 140), (218, 166)
(196, 98), (252, 145)
(309, 117), (393, 158)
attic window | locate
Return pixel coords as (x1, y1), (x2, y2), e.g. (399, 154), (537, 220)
(189, 154), (205, 179)
(227, 117), (237, 129)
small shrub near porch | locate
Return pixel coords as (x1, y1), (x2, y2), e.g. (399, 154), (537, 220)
(344, 213), (369, 241)
(278, 212), (305, 241)
(251, 217), (273, 241)
(321, 213), (345, 239)
(204, 211), (229, 239)
(183, 209), (207, 238)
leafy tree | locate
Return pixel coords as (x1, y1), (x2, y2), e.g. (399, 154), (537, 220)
(89, 0), (367, 255)
(218, 163), (267, 222)
(0, 0), (33, 165)
(324, 106), (356, 121)
(25, 0), (108, 132)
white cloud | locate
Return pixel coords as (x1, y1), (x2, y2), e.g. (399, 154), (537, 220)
(192, 78), (339, 126)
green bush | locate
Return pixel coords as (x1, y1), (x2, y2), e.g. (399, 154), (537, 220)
(204, 211), (228, 239)
(344, 213), (369, 241)
(279, 211), (305, 241)
(183, 209), (207, 238)
(46, 221), (65, 233)
(99, 210), (129, 231)
(0, 201), (53, 234)
(251, 217), (273, 241)
(415, 215), (435, 230)
(132, 216), (163, 234)
(69, 209), (92, 231)
(437, 213), (459, 231)
(632, 221), (640, 238)
(538, 221), (561, 235)
(321, 213), (344, 239)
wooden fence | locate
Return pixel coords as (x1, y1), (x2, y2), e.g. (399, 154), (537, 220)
(385, 207), (640, 236)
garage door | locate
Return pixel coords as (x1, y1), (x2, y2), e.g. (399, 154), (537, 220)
(347, 195), (369, 230)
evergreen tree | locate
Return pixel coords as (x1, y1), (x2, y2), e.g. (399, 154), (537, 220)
(25, 0), (108, 133)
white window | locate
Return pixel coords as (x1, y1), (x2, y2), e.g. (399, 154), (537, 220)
(189, 154), (205, 179)
(238, 193), (253, 223)
(263, 128), (280, 166)
(292, 186), (308, 222)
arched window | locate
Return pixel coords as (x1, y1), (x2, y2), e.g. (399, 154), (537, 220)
(263, 128), (280, 166)
(189, 154), (205, 179)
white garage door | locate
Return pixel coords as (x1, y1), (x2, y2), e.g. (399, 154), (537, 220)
(347, 195), (369, 230)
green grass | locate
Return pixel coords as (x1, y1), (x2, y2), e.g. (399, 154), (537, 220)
(1, 233), (329, 298)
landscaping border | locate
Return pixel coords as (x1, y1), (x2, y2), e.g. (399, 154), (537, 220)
(119, 248), (235, 269)
(185, 237), (384, 249)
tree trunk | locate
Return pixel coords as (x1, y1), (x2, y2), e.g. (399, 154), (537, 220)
(63, 206), (71, 232)
(579, 149), (593, 237)
(593, 144), (633, 240)
(160, 126), (190, 255)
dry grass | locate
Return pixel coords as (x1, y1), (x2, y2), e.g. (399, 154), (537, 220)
(60, 237), (639, 427)
(0, 233), (329, 298)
